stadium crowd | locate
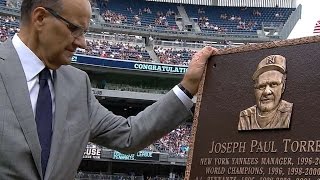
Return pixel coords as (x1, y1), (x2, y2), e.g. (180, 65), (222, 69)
(102, 10), (128, 24)
(99, 0), (179, 31)
(77, 39), (151, 62)
(0, 14), (196, 66)
(198, 16), (228, 33)
(154, 46), (197, 65)
(154, 124), (191, 158)
(0, 15), (19, 42)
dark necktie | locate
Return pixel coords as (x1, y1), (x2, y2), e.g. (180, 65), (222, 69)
(35, 68), (53, 177)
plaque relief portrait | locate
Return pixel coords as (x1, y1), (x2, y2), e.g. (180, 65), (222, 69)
(238, 55), (293, 131)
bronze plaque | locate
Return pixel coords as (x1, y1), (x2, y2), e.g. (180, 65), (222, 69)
(186, 36), (320, 180)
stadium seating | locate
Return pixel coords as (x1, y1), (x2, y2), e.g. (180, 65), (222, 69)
(0, 15), (19, 41)
(96, 0), (294, 35)
(0, 0), (6, 6)
(153, 124), (191, 158)
(77, 39), (152, 62)
(154, 46), (196, 65)
(0, 13), (197, 65)
(99, 0), (179, 31)
(184, 5), (294, 34)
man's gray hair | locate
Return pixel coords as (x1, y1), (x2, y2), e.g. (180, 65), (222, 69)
(20, 0), (62, 25)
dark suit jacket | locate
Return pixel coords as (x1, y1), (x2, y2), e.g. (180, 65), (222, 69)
(0, 40), (192, 180)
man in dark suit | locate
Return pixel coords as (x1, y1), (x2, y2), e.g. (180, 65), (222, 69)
(0, 0), (216, 179)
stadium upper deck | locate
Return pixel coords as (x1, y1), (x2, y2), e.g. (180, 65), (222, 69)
(95, 0), (295, 36)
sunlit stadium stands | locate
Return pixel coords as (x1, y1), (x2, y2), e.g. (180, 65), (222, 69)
(184, 5), (294, 34)
(99, 0), (179, 31)
(96, 0), (294, 36)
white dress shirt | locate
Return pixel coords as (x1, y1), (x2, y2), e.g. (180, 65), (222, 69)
(12, 34), (55, 118)
(173, 85), (194, 110)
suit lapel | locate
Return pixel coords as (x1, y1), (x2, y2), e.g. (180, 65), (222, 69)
(0, 40), (43, 178)
(45, 68), (69, 179)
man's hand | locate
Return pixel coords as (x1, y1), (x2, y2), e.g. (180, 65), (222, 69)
(180, 46), (218, 95)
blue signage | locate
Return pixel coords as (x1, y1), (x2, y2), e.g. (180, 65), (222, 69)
(72, 54), (188, 74)
(112, 150), (160, 161)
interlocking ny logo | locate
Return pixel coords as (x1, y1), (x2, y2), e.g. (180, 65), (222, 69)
(266, 56), (275, 64)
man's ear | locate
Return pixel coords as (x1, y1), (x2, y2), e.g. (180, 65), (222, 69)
(31, 7), (48, 31)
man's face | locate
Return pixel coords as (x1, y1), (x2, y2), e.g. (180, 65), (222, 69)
(254, 70), (285, 113)
(37, 0), (92, 69)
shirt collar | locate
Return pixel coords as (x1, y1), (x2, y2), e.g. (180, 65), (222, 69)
(12, 34), (53, 82)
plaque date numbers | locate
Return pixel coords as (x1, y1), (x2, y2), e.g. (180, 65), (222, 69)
(268, 167), (284, 176)
(297, 157), (313, 165)
(288, 167), (304, 176)
(288, 167), (320, 176)
(297, 157), (320, 166)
